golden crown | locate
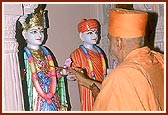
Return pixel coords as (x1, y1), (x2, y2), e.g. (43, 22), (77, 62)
(23, 10), (47, 30)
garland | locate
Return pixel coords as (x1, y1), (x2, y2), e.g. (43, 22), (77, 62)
(79, 45), (107, 80)
(24, 46), (57, 105)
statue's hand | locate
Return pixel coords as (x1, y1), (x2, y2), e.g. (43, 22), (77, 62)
(66, 74), (76, 81)
(67, 67), (88, 83)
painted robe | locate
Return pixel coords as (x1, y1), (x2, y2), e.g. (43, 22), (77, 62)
(70, 47), (106, 111)
(24, 46), (68, 111)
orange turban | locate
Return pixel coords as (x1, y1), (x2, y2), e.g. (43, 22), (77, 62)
(78, 19), (98, 33)
(108, 8), (148, 38)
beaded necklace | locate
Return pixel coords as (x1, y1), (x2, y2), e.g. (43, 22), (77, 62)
(79, 45), (107, 80)
(24, 46), (56, 104)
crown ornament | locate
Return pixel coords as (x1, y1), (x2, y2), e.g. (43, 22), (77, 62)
(22, 9), (49, 30)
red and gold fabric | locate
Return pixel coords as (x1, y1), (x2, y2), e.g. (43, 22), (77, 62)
(70, 48), (105, 111)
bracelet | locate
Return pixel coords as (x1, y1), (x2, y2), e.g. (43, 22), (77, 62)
(90, 83), (97, 90)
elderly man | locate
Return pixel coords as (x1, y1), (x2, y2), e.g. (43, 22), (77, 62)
(68, 8), (164, 111)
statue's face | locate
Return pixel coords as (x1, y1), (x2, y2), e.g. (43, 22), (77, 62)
(81, 29), (98, 45)
(26, 26), (44, 47)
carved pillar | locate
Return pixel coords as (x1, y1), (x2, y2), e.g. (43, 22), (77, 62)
(98, 4), (116, 69)
(134, 4), (164, 52)
(3, 4), (24, 111)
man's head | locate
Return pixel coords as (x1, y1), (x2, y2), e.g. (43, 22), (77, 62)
(108, 8), (148, 62)
(78, 19), (99, 45)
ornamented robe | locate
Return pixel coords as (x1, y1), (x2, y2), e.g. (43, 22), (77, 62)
(93, 47), (164, 111)
(70, 47), (106, 111)
(24, 46), (68, 111)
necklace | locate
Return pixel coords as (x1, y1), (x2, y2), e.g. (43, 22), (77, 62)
(30, 48), (49, 74)
(79, 45), (107, 80)
(24, 46), (57, 105)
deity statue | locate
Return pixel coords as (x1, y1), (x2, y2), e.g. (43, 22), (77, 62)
(66, 19), (108, 111)
(17, 4), (68, 111)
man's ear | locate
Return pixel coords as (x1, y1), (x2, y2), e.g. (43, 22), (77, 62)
(22, 30), (27, 40)
(79, 32), (84, 41)
(116, 37), (122, 50)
